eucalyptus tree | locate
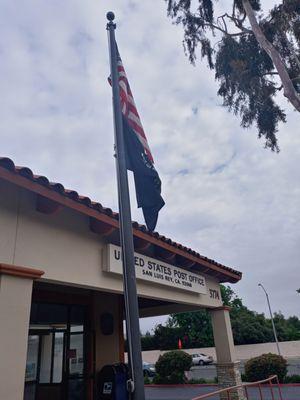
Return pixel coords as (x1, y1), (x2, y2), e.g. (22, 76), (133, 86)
(166, 0), (300, 151)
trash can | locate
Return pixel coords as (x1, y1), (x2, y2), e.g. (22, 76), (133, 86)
(98, 363), (129, 400)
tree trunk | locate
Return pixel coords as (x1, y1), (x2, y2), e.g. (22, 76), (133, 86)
(242, 0), (300, 112)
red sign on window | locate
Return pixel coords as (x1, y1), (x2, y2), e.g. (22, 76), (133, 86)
(67, 349), (77, 359)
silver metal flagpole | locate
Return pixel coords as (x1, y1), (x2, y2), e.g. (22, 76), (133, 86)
(106, 11), (145, 400)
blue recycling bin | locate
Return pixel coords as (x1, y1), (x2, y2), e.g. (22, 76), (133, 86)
(98, 363), (129, 400)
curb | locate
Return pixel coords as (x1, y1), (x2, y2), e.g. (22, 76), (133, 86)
(145, 383), (300, 388)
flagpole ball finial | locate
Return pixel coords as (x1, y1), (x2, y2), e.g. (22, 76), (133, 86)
(106, 11), (115, 21)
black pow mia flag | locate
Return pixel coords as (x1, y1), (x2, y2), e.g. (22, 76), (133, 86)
(109, 47), (165, 231)
(123, 116), (165, 231)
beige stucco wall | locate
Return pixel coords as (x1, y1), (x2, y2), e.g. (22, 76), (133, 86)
(0, 274), (33, 400)
(93, 291), (121, 369)
(0, 180), (222, 310)
(0, 181), (20, 264)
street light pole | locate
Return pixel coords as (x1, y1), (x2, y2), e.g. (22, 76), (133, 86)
(258, 283), (281, 355)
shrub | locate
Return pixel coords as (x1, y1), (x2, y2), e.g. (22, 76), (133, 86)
(154, 350), (192, 384)
(284, 374), (300, 383)
(188, 378), (217, 384)
(141, 334), (157, 351)
(152, 374), (164, 384)
(244, 353), (287, 383)
(188, 378), (207, 384)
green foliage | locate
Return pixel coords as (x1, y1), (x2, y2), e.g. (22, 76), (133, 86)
(241, 373), (247, 382)
(154, 350), (192, 384)
(244, 353), (288, 383)
(152, 374), (163, 384)
(215, 35), (285, 151)
(235, 0), (261, 13)
(188, 378), (208, 384)
(220, 285), (243, 308)
(168, 310), (214, 348)
(273, 313), (300, 341)
(141, 285), (300, 350)
(188, 377), (218, 384)
(188, 377), (217, 384)
(153, 372), (185, 384)
(166, 0), (300, 151)
(144, 375), (151, 385)
(284, 374), (300, 383)
(141, 334), (158, 351)
(153, 324), (184, 350)
(148, 285), (300, 349)
(230, 305), (274, 345)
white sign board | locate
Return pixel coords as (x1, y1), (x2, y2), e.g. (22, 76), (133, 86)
(103, 244), (207, 295)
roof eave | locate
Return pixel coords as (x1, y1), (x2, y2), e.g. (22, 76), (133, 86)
(0, 158), (242, 283)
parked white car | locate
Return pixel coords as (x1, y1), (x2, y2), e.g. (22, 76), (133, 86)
(191, 353), (213, 366)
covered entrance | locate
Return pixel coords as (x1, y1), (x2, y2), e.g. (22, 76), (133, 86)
(0, 158), (243, 400)
(24, 289), (94, 400)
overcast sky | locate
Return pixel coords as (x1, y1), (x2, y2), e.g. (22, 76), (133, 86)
(1, 1), (299, 333)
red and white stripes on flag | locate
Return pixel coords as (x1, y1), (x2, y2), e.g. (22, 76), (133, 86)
(109, 50), (154, 164)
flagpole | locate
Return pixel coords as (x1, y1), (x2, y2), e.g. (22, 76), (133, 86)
(106, 11), (145, 400)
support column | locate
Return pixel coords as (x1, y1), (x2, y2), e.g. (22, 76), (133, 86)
(210, 306), (245, 400)
(0, 264), (44, 400)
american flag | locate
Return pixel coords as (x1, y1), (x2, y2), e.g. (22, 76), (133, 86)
(109, 49), (154, 164)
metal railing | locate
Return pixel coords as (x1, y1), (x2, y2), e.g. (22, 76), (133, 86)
(192, 375), (283, 400)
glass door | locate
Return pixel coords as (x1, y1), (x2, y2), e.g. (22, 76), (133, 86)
(24, 303), (90, 400)
(24, 335), (40, 400)
(66, 306), (86, 400)
(25, 328), (66, 400)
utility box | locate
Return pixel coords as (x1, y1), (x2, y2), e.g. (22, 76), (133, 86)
(98, 363), (129, 400)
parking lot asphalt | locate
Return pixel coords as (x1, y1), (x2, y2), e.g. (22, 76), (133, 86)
(188, 358), (300, 381)
(145, 358), (300, 399)
(145, 385), (300, 400)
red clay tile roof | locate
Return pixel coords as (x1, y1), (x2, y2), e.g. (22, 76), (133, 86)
(0, 157), (242, 282)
